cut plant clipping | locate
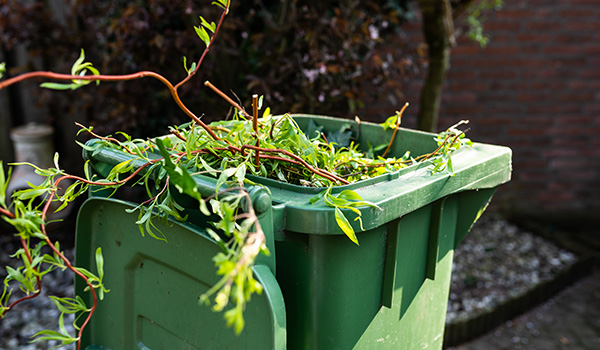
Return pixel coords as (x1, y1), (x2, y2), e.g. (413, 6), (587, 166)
(0, 1), (508, 349)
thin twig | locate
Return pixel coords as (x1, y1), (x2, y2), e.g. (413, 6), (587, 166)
(240, 144), (349, 184)
(382, 102), (409, 157)
(174, 6), (229, 90)
(204, 81), (251, 118)
(170, 128), (187, 142)
(252, 94), (260, 167)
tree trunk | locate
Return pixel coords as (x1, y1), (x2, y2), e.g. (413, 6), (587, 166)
(417, 0), (452, 132)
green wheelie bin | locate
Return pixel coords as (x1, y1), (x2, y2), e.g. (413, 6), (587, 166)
(76, 114), (512, 349)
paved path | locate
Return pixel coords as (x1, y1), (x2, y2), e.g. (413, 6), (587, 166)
(449, 270), (600, 350)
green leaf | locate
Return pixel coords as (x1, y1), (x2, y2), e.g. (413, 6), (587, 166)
(183, 56), (198, 76)
(334, 207), (359, 245)
(308, 189), (326, 204)
(198, 157), (218, 177)
(0, 162), (11, 208)
(15, 187), (48, 201)
(234, 163), (246, 186)
(40, 82), (75, 90)
(337, 189), (363, 202)
(71, 49), (86, 76)
(53, 152), (61, 171)
(49, 296), (89, 314)
(95, 247), (104, 281)
(195, 26), (211, 47)
(155, 138), (203, 202)
(257, 95), (264, 110)
(262, 107), (271, 119)
(216, 167), (236, 193)
(200, 16), (216, 33)
(108, 159), (134, 178)
(0, 62), (5, 79)
(212, 0), (229, 11)
(327, 124), (353, 148)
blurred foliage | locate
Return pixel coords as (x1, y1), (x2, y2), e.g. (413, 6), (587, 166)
(1, 0), (419, 136)
(232, 0), (418, 117)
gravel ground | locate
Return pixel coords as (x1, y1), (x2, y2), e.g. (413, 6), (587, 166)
(0, 227), (76, 350)
(0, 215), (577, 349)
(447, 216), (577, 323)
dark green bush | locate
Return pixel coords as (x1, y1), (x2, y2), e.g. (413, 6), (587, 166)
(1, 0), (417, 136)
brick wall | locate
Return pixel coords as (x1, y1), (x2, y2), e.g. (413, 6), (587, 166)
(391, 0), (600, 225)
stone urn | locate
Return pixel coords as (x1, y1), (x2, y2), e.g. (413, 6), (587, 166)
(6, 123), (72, 220)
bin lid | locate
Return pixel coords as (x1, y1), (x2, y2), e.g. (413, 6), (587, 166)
(75, 198), (286, 350)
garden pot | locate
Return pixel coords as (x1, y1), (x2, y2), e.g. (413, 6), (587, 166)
(75, 114), (512, 349)
(6, 123), (73, 220)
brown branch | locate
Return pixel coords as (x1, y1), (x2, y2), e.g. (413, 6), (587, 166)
(0, 70), (221, 142)
(170, 128), (187, 142)
(382, 102), (409, 157)
(240, 145), (349, 185)
(204, 81), (251, 118)
(252, 95), (260, 167)
(174, 5), (229, 90)
(0, 207), (14, 219)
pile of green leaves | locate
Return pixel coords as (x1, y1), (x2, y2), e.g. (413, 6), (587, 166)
(92, 107), (471, 248)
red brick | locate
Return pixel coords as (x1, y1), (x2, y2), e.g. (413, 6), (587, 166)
(542, 149), (580, 158)
(485, 106), (524, 116)
(484, 46), (521, 56)
(515, 33), (553, 43)
(555, 33), (596, 44)
(485, 21), (521, 32)
(441, 92), (476, 103)
(548, 159), (590, 170)
(446, 70), (478, 80)
(508, 58), (552, 68)
(526, 21), (561, 31)
(584, 103), (600, 114)
(566, 21), (600, 31)
(526, 81), (563, 91)
(560, 104), (585, 114)
(487, 34), (514, 43)
(537, 191), (575, 204)
(557, 92), (594, 103)
(555, 115), (592, 124)
(496, 10), (538, 19)
(508, 127), (546, 136)
(517, 46), (543, 55)
(551, 137), (589, 148)
(564, 171), (599, 181)
(558, 9), (592, 17)
(517, 93), (549, 103)
(451, 45), (481, 56)
(526, 105), (558, 114)
(569, 0), (600, 5)
(543, 46), (582, 55)
(480, 70), (518, 80)
(489, 81), (519, 91)
(583, 45), (600, 55)
(447, 81), (487, 91)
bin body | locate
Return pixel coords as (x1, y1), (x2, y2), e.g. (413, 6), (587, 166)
(75, 196), (286, 350)
(79, 114), (512, 349)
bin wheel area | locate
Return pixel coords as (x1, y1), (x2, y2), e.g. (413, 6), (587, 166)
(75, 198), (286, 350)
